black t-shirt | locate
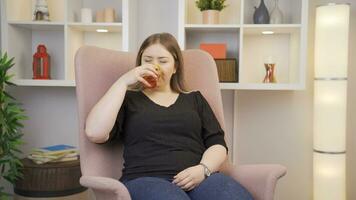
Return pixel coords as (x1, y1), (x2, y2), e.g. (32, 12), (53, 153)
(99, 90), (228, 182)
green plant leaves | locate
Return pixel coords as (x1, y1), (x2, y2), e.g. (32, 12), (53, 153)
(195, 0), (228, 11)
(0, 52), (27, 198)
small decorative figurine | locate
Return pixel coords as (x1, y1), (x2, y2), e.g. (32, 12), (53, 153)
(33, 0), (50, 21)
(263, 56), (277, 83)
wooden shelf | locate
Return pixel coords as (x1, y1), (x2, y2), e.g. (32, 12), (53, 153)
(13, 79), (75, 87)
(243, 24), (302, 28)
(8, 20), (65, 31)
(243, 24), (301, 35)
(185, 24), (240, 31)
(219, 83), (304, 90)
(67, 22), (123, 32)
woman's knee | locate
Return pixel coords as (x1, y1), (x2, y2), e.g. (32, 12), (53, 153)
(123, 176), (190, 200)
(188, 172), (254, 200)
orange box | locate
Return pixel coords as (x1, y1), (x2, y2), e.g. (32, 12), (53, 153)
(200, 43), (227, 59)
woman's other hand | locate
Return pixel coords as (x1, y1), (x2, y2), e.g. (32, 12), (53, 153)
(119, 63), (159, 87)
(172, 165), (205, 191)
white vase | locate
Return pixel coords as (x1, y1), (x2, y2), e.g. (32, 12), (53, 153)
(270, 0), (283, 24)
(202, 10), (219, 24)
(81, 8), (92, 23)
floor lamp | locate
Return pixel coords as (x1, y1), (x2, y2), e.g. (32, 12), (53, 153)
(313, 3), (350, 200)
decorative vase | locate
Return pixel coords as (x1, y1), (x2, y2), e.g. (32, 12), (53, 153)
(263, 63), (277, 83)
(81, 8), (92, 23)
(96, 10), (105, 22)
(33, 0), (50, 21)
(270, 0), (283, 24)
(263, 56), (277, 83)
(253, 0), (270, 24)
(202, 10), (219, 24)
(104, 8), (116, 22)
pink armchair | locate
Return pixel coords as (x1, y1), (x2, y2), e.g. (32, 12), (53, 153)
(75, 46), (287, 200)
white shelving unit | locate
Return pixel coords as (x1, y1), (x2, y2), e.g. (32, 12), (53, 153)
(1, 0), (307, 90)
(178, 0), (308, 91)
(0, 0), (137, 87)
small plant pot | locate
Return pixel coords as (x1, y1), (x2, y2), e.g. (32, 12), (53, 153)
(202, 10), (219, 24)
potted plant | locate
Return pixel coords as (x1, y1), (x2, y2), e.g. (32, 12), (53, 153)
(195, 0), (228, 24)
(0, 52), (28, 199)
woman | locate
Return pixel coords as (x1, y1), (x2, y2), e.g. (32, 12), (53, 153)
(85, 33), (253, 200)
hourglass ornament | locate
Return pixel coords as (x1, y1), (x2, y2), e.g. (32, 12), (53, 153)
(263, 56), (277, 83)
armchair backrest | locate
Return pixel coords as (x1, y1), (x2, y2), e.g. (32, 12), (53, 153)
(75, 46), (232, 180)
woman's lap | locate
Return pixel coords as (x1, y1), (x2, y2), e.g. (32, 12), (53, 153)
(187, 172), (254, 200)
(122, 172), (253, 200)
(123, 176), (190, 200)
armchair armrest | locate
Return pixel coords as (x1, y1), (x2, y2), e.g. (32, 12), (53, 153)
(228, 164), (287, 200)
(80, 175), (131, 200)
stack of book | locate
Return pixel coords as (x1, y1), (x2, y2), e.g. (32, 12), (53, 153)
(28, 144), (79, 164)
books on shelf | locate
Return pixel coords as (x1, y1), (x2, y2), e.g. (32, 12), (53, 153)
(28, 144), (79, 164)
(199, 43), (227, 59)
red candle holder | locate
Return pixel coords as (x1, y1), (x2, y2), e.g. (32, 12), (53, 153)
(33, 44), (51, 80)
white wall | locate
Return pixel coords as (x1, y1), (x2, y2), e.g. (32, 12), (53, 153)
(135, 0), (179, 50)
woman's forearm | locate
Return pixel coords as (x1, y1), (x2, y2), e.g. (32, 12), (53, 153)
(199, 144), (227, 173)
(85, 78), (127, 143)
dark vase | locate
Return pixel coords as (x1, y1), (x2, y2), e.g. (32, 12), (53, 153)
(253, 0), (270, 24)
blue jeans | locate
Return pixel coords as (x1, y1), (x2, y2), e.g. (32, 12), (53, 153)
(122, 172), (254, 200)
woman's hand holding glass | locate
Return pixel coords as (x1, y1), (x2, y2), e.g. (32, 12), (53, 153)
(119, 64), (161, 88)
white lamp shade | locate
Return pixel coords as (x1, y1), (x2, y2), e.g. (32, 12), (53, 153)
(313, 152), (346, 200)
(314, 4), (350, 78)
(313, 80), (347, 152)
(313, 4), (350, 200)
